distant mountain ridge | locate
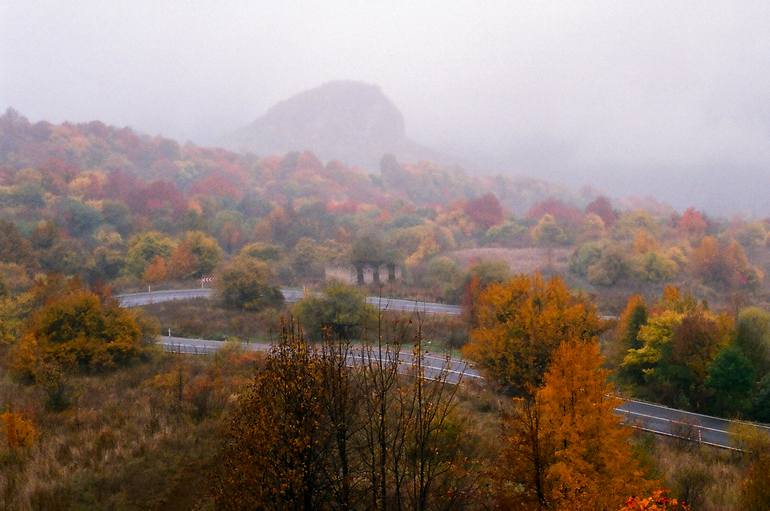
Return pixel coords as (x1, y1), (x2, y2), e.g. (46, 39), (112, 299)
(225, 81), (445, 169)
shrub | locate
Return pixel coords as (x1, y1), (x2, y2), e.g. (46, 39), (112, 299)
(10, 287), (147, 377)
(215, 256), (284, 311)
(294, 281), (375, 340)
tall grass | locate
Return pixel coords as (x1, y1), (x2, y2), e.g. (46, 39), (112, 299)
(0, 347), (262, 510)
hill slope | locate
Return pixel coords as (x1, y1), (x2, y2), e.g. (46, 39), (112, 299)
(225, 81), (441, 168)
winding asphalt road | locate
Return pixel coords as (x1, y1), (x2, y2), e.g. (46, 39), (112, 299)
(613, 399), (770, 450)
(121, 289), (767, 450)
(117, 288), (462, 315)
(160, 335), (767, 450)
(160, 336), (481, 384)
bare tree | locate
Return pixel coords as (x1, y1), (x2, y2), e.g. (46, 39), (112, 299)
(319, 330), (362, 511)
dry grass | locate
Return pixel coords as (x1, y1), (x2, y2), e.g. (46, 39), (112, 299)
(0, 347), (263, 510)
(632, 433), (745, 510)
(142, 299), (282, 342)
(447, 247), (572, 274)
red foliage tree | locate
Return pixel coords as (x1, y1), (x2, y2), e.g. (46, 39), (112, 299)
(464, 193), (504, 230)
(677, 207), (707, 239)
(526, 197), (583, 225)
(585, 196), (618, 227)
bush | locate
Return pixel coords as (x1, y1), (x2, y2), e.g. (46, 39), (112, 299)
(569, 241), (605, 277)
(632, 251), (678, 283)
(215, 256), (284, 311)
(10, 286), (147, 377)
(294, 281), (375, 340)
(587, 245), (629, 286)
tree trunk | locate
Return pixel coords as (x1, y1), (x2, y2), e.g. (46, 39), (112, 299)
(387, 263), (396, 282)
(373, 265), (381, 285)
(356, 264), (365, 286)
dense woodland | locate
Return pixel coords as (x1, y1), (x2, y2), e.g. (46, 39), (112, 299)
(3, 109), (770, 509)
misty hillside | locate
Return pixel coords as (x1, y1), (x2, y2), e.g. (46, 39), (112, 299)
(225, 81), (444, 168)
(0, 108), (584, 217)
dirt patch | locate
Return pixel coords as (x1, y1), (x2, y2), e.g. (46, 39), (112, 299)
(446, 247), (572, 274)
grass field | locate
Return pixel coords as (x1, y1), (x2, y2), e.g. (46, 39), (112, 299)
(447, 247), (572, 274)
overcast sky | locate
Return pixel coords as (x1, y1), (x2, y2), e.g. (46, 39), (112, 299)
(2, 1), (770, 214)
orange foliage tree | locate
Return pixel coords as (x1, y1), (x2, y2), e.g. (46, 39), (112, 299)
(463, 274), (600, 395)
(142, 255), (168, 286)
(168, 243), (196, 280)
(1, 409), (38, 450)
(498, 340), (653, 510)
(690, 236), (763, 291)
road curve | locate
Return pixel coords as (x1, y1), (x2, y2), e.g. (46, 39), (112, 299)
(158, 336), (768, 450)
(117, 288), (462, 315)
(615, 398), (770, 451)
(125, 292), (766, 450)
(159, 336), (480, 385)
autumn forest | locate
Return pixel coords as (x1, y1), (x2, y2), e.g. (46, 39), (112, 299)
(1, 97), (770, 511)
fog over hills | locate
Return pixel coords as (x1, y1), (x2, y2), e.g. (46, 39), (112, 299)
(225, 81), (447, 169)
(5, 2), (770, 216)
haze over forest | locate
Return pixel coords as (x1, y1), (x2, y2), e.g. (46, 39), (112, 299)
(7, 3), (770, 509)
(3, 1), (770, 214)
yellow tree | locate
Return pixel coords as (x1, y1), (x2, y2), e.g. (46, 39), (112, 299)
(499, 340), (652, 510)
(9, 286), (149, 378)
(610, 294), (648, 367)
(463, 274), (600, 395)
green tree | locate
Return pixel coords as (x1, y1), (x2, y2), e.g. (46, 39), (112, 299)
(735, 307), (770, 374)
(125, 231), (176, 277)
(611, 295), (647, 371)
(632, 251), (678, 283)
(57, 197), (103, 236)
(101, 199), (133, 235)
(622, 305), (731, 411)
(483, 220), (527, 246)
(0, 220), (32, 266)
(750, 374), (770, 422)
(587, 244), (628, 286)
(291, 237), (328, 282)
(215, 256), (283, 311)
(294, 281), (375, 340)
(706, 344), (754, 417)
(417, 256), (463, 302)
(569, 241), (604, 277)
(90, 229), (126, 281)
(185, 230), (222, 275)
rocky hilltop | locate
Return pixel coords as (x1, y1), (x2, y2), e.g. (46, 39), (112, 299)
(226, 81), (441, 168)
